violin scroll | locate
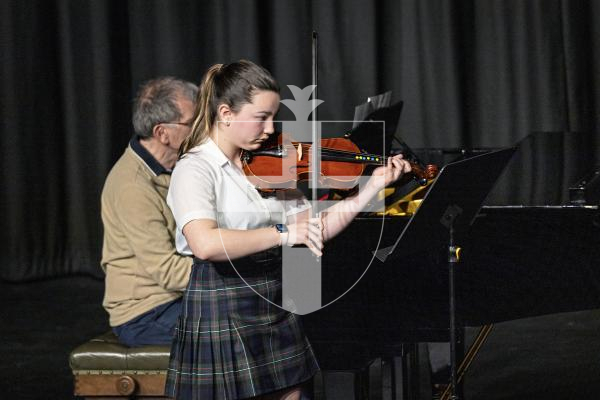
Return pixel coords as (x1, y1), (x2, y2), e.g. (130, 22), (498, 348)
(406, 161), (439, 185)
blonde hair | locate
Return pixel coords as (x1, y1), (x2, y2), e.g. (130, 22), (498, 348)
(179, 60), (279, 157)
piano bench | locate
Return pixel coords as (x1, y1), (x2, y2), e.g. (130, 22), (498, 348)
(69, 331), (170, 399)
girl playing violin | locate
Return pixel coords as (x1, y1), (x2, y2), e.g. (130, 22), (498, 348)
(165, 59), (411, 400)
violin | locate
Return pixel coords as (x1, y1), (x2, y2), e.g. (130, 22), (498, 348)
(241, 133), (439, 191)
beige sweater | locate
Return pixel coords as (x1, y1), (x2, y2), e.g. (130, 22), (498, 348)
(101, 145), (192, 326)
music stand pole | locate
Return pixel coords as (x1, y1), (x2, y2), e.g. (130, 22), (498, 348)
(448, 222), (461, 400)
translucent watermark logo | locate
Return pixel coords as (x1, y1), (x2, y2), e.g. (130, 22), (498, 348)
(219, 85), (388, 315)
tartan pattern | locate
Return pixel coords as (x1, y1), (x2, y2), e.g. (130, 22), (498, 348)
(165, 260), (319, 399)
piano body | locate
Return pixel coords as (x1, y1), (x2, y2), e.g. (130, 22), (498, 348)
(302, 131), (600, 398)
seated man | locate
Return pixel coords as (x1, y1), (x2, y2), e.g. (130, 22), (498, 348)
(100, 77), (197, 346)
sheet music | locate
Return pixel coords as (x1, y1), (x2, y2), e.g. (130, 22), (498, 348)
(352, 91), (392, 128)
(367, 91), (392, 110)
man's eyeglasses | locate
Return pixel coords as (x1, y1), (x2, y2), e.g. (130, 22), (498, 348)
(160, 121), (193, 128)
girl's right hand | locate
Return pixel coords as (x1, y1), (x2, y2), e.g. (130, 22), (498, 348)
(286, 217), (324, 257)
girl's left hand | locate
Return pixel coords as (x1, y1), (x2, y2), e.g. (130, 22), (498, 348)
(366, 154), (412, 192)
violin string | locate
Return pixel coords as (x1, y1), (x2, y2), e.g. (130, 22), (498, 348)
(283, 144), (388, 160)
(321, 149), (385, 163)
(323, 150), (388, 164)
(312, 146), (420, 167)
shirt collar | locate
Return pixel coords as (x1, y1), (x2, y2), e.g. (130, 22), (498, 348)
(199, 138), (232, 168)
(129, 136), (170, 176)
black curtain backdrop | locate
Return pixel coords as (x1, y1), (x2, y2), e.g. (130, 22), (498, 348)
(1, 0), (599, 281)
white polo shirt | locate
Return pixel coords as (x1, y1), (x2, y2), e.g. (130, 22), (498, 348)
(168, 138), (310, 255)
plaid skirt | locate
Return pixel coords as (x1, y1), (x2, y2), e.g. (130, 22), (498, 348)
(165, 258), (319, 399)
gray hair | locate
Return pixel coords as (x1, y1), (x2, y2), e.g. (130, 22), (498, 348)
(132, 77), (198, 139)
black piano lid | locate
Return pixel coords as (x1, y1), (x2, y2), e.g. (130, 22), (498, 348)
(484, 131), (600, 206)
(462, 131), (600, 325)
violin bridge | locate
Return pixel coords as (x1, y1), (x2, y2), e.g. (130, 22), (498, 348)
(297, 143), (303, 161)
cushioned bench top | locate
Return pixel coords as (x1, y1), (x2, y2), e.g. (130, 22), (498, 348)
(70, 331), (170, 372)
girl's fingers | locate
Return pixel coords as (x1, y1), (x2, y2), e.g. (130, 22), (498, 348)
(308, 223), (322, 237)
(307, 217), (324, 256)
(307, 241), (323, 257)
(305, 232), (323, 256)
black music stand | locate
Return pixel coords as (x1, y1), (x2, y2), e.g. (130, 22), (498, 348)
(346, 100), (403, 156)
(374, 147), (516, 400)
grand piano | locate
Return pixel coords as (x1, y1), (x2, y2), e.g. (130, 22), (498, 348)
(302, 130), (600, 398)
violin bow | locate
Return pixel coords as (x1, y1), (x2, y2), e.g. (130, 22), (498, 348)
(311, 31), (322, 259)
(311, 31), (320, 212)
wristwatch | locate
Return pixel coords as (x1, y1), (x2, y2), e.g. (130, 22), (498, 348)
(275, 224), (289, 246)
(275, 224), (288, 233)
